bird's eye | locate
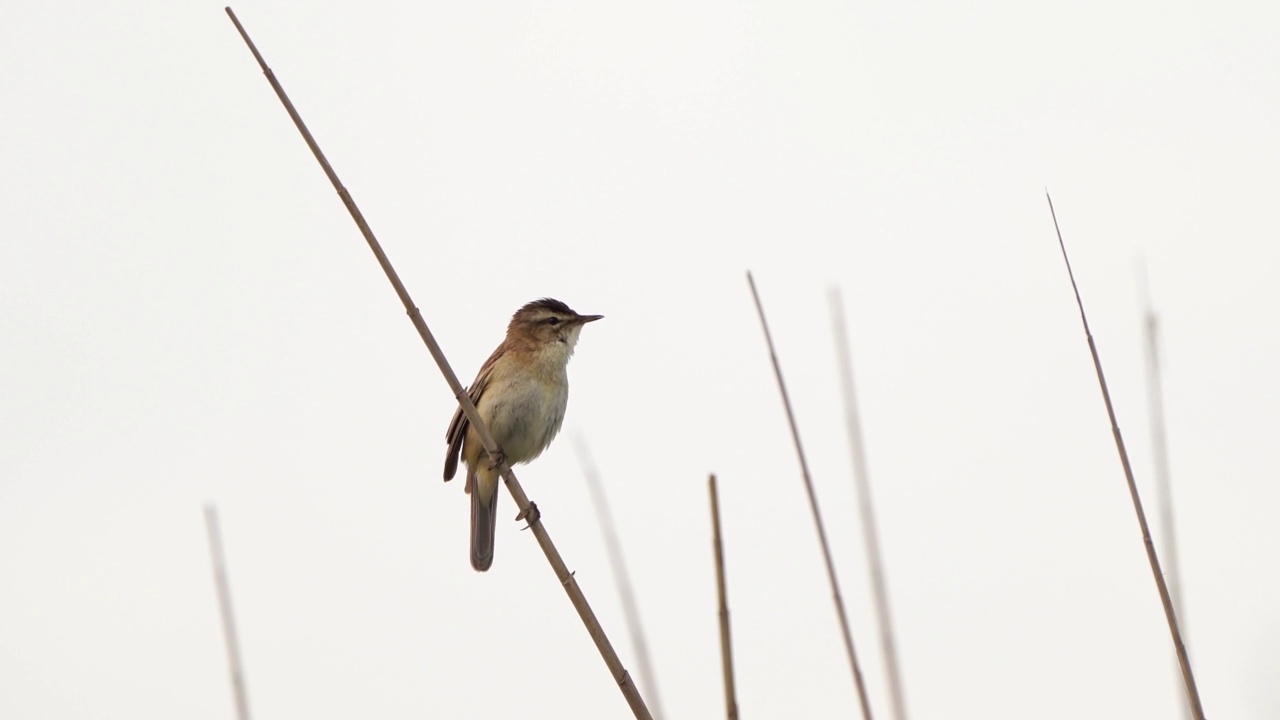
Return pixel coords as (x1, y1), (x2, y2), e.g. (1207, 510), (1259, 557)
(545, 317), (561, 326)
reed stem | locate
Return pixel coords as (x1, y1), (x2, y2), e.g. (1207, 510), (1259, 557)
(575, 438), (666, 720)
(224, 10), (653, 717)
(747, 272), (874, 720)
(204, 504), (252, 720)
(708, 474), (740, 720)
(1139, 268), (1191, 720)
(1045, 193), (1205, 720)
(830, 290), (908, 720)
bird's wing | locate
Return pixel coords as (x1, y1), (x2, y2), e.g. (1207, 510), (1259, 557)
(443, 347), (502, 481)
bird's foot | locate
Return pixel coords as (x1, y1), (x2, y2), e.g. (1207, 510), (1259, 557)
(486, 449), (506, 471)
(516, 502), (540, 529)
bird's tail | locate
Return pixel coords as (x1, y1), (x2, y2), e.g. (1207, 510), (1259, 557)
(470, 473), (498, 571)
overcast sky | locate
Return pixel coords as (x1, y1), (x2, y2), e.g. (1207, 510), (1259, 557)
(3, 1), (1278, 718)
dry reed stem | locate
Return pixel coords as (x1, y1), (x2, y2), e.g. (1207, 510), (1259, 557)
(1139, 268), (1191, 720)
(574, 438), (666, 720)
(746, 272), (874, 720)
(224, 9), (653, 718)
(204, 504), (252, 720)
(1045, 193), (1205, 720)
(830, 289), (909, 720)
(708, 474), (739, 720)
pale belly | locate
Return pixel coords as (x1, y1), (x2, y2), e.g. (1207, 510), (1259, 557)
(478, 374), (568, 464)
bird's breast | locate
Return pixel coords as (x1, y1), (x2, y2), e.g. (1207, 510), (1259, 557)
(477, 369), (569, 465)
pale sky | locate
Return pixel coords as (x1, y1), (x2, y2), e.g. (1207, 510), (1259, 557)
(3, 1), (1278, 718)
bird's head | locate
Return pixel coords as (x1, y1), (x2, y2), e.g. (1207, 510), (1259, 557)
(507, 298), (602, 352)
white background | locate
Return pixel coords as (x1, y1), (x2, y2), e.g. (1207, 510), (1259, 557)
(3, 1), (1277, 718)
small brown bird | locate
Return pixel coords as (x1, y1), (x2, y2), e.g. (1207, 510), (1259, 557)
(444, 298), (602, 571)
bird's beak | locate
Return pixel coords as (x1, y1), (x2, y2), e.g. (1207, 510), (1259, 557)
(577, 314), (604, 324)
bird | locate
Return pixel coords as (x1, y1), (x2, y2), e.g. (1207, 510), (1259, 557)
(444, 298), (602, 571)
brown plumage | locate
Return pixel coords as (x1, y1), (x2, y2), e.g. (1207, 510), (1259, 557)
(444, 298), (602, 571)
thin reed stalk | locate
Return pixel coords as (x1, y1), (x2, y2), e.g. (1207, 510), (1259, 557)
(224, 10), (653, 718)
(708, 474), (739, 720)
(829, 289), (908, 720)
(204, 504), (252, 720)
(746, 272), (874, 720)
(1045, 193), (1205, 720)
(574, 438), (666, 720)
(1139, 269), (1191, 720)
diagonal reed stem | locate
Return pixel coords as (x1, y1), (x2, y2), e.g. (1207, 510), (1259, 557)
(1045, 193), (1205, 720)
(829, 289), (909, 720)
(205, 504), (252, 720)
(224, 9), (652, 718)
(1139, 266), (1191, 720)
(746, 272), (874, 720)
(574, 438), (666, 720)
(708, 474), (739, 720)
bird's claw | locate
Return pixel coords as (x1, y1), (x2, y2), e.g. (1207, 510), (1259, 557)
(487, 450), (506, 471)
(516, 502), (540, 530)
